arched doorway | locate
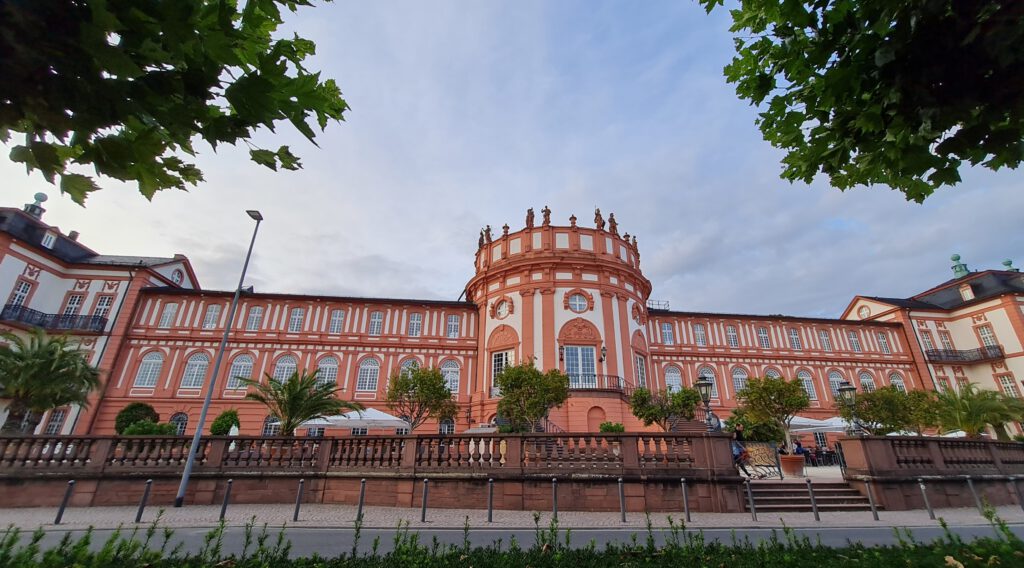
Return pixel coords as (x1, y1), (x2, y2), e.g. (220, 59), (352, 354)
(587, 406), (607, 432)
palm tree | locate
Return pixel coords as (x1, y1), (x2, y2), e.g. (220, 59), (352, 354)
(239, 369), (362, 436)
(935, 382), (1024, 438)
(0, 329), (101, 434)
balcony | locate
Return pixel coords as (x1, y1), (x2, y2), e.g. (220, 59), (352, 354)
(0, 304), (107, 333)
(568, 374), (633, 394)
(925, 345), (1004, 364)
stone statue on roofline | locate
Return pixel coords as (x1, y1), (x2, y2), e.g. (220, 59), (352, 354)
(608, 213), (618, 235)
(502, 223), (510, 237)
(594, 208), (605, 230)
(569, 214), (577, 228)
(623, 232), (630, 243)
(632, 235), (638, 248)
(542, 205), (551, 226)
(485, 225), (492, 243)
(478, 230), (484, 248)
(525, 208), (535, 228)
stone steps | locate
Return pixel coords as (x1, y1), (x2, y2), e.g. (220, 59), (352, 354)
(744, 480), (877, 513)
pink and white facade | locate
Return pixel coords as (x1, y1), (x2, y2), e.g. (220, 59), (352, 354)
(1, 199), (1020, 440)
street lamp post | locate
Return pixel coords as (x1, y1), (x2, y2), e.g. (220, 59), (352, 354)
(837, 381), (859, 436)
(174, 210), (263, 508)
(695, 376), (714, 433)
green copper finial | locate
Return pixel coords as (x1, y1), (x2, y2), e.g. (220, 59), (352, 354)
(1004, 259), (1019, 272)
(951, 254), (960, 262)
(951, 254), (969, 278)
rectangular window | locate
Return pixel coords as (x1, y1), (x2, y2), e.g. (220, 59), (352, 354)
(328, 309), (345, 334)
(93, 295), (114, 318)
(661, 323), (675, 345)
(847, 331), (862, 352)
(287, 308), (305, 332)
(245, 306), (263, 331)
(446, 315), (460, 338)
(408, 313), (423, 337)
(634, 355), (647, 387)
(351, 427), (368, 436)
(757, 327), (771, 349)
(202, 304), (222, 329)
(978, 325), (998, 348)
(788, 329), (802, 350)
(877, 332), (891, 354)
(818, 330), (833, 352)
(396, 427), (410, 435)
(63, 294), (85, 316)
(41, 233), (57, 248)
(43, 409), (67, 435)
(726, 326), (739, 348)
(565, 345), (597, 388)
(813, 432), (827, 448)
(999, 376), (1020, 398)
(938, 377), (951, 393)
(920, 331), (935, 351)
(939, 331), (954, 350)
(368, 311), (384, 336)
(306, 427), (325, 438)
(9, 281), (32, 307)
(158, 303), (178, 328)
(492, 351), (511, 380)
(693, 324), (707, 347)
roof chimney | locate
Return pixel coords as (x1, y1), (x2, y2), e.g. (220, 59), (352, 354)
(23, 192), (47, 220)
(1003, 259), (1019, 273)
(68, 230), (80, 242)
(951, 254), (969, 278)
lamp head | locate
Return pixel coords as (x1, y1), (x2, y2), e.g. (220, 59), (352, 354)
(246, 210), (264, 221)
(695, 376), (713, 403)
(838, 381), (857, 404)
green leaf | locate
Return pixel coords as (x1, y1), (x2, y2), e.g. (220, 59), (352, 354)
(250, 148), (278, 170)
(276, 145), (301, 170)
(59, 174), (101, 205)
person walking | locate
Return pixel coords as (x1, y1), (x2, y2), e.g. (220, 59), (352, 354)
(732, 423), (752, 477)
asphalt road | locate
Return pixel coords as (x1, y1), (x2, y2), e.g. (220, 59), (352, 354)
(12, 523), (1024, 556)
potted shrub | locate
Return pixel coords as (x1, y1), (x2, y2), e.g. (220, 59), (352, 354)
(736, 376), (810, 477)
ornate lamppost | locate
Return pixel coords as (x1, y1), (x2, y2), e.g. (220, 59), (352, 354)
(837, 381), (859, 435)
(695, 375), (714, 433)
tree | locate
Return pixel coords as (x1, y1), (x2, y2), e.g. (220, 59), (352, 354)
(628, 387), (702, 432)
(837, 386), (936, 435)
(210, 408), (241, 436)
(239, 369), (361, 436)
(906, 389), (940, 435)
(698, 1), (1024, 202)
(0, 330), (100, 434)
(385, 366), (457, 431)
(934, 383), (1024, 438)
(122, 420), (178, 435)
(494, 362), (569, 433)
(114, 402), (160, 435)
(723, 406), (784, 443)
(0, 1), (348, 204)
(736, 376), (810, 450)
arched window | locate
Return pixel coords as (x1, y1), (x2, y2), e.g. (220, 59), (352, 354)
(133, 352), (164, 387)
(272, 355), (297, 382)
(889, 372), (907, 393)
(227, 354), (254, 389)
(169, 412), (188, 435)
(797, 370), (818, 401)
(357, 358), (380, 391)
(828, 370), (846, 399)
(439, 418), (455, 435)
(664, 366), (682, 393)
(732, 367), (749, 394)
(261, 416), (281, 436)
(859, 371), (876, 392)
(764, 368), (782, 379)
(317, 356), (339, 387)
(441, 360), (460, 393)
(400, 358), (419, 377)
(697, 365), (718, 398)
(180, 352), (210, 388)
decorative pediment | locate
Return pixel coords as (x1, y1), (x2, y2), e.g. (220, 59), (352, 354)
(558, 318), (600, 342)
(488, 324), (519, 349)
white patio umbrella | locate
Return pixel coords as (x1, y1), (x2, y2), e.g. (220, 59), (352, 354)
(789, 415), (856, 433)
(323, 408), (411, 430)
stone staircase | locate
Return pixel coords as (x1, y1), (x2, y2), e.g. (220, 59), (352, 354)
(745, 480), (877, 513)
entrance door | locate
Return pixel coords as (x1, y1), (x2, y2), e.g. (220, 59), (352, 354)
(564, 345), (596, 388)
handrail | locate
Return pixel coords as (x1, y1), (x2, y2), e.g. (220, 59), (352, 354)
(0, 304), (107, 333)
(924, 346), (1004, 363)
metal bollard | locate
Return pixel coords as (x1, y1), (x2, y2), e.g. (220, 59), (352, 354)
(618, 478), (626, 523)
(135, 479), (153, 523)
(487, 478), (494, 523)
(681, 478), (691, 523)
(865, 480), (879, 521)
(356, 479), (366, 522)
(744, 479), (757, 522)
(805, 478), (819, 522)
(420, 479), (429, 522)
(219, 479), (233, 521)
(918, 478), (935, 520)
(551, 478), (558, 522)
(54, 480), (75, 525)
(293, 478), (305, 522)
(965, 476), (984, 515)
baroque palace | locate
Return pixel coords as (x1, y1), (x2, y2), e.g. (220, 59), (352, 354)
(1, 196), (1022, 440)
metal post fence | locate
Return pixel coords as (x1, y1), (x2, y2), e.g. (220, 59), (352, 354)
(965, 476), (984, 516)
(293, 479), (304, 522)
(805, 478), (819, 522)
(357, 479), (367, 522)
(219, 479), (233, 521)
(681, 478), (691, 523)
(618, 478), (626, 523)
(552, 478), (558, 522)
(918, 478), (935, 520)
(54, 480), (75, 525)
(420, 479), (430, 522)
(744, 479), (757, 522)
(487, 478), (494, 523)
(134, 479), (153, 523)
(865, 480), (879, 521)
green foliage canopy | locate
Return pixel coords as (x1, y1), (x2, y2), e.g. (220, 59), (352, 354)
(699, 1), (1024, 202)
(628, 387), (702, 432)
(114, 402), (160, 435)
(934, 382), (1024, 438)
(838, 386), (937, 435)
(736, 376), (810, 449)
(122, 420), (178, 436)
(723, 406), (784, 443)
(239, 369), (361, 436)
(0, 0), (348, 204)
(385, 365), (457, 431)
(0, 329), (101, 434)
(210, 408), (241, 436)
(494, 362), (570, 433)
(598, 421), (625, 433)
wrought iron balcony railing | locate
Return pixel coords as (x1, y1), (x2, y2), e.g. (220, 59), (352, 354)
(0, 304), (107, 333)
(567, 373), (629, 391)
(925, 345), (1004, 364)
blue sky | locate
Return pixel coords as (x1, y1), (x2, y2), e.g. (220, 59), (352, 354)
(3, 1), (1022, 317)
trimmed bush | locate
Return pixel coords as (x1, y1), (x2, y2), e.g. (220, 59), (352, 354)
(114, 402), (159, 434)
(122, 420), (178, 435)
(599, 421), (625, 433)
(210, 409), (241, 435)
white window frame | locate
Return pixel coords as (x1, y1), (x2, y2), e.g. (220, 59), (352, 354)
(439, 418), (455, 435)
(634, 354), (648, 387)
(697, 366), (718, 398)
(828, 371), (845, 399)
(764, 368), (782, 379)
(408, 313), (423, 337)
(920, 331), (935, 351)
(245, 306), (264, 331)
(567, 294), (588, 313)
(788, 328), (802, 350)
(316, 356), (339, 387)
(62, 294), (85, 317)
(202, 304), (222, 329)
(272, 355), (297, 382)
(889, 372), (907, 393)
(328, 309), (346, 334)
(368, 311), (384, 336)
(978, 325), (998, 348)
(180, 353), (210, 389)
(726, 326), (739, 348)
(877, 332), (892, 354)
(818, 330), (833, 352)
(939, 331), (954, 350)
(665, 367), (682, 393)
(441, 360), (460, 393)
(43, 409), (67, 435)
(351, 427), (368, 436)
(133, 352), (164, 387)
(287, 307), (305, 333)
(356, 359), (380, 391)
(262, 416), (281, 437)
(693, 324), (707, 347)
(797, 370), (817, 401)
(757, 327), (771, 349)
(227, 354), (254, 389)
(661, 323), (674, 345)
(999, 376), (1020, 398)
(9, 281), (32, 307)
(847, 330), (862, 352)
(732, 367), (748, 393)
(859, 372), (876, 392)
(169, 413), (188, 435)
(93, 295), (114, 318)
(158, 303), (178, 328)
(41, 232), (57, 249)
(446, 315), (460, 338)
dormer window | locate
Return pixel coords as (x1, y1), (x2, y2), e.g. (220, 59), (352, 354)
(41, 232), (56, 249)
(959, 284), (974, 301)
